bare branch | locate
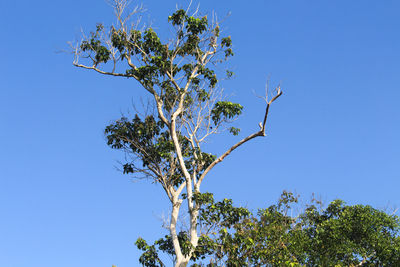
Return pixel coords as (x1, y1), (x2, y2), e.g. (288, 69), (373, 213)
(197, 86), (282, 187)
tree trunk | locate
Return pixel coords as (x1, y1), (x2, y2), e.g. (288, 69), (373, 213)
(170, 199), (185, 266)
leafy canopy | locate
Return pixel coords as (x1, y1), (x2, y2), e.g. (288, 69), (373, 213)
(135, 192), (400, 266)
(75, 7), (243, 194)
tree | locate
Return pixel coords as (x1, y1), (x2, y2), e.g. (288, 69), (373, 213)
(71, 1), (281, 266)
(136, 191), (400, 266)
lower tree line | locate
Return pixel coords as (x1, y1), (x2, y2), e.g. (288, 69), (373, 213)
(133, 191), (400, 266)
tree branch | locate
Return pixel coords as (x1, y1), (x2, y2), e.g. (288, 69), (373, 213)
(197, 87), (282, 187)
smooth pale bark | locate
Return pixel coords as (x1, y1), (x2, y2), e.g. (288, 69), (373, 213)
(169, 118), (200, 263)
(171, 198), (184, 266)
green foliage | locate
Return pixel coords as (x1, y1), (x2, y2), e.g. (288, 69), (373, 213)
(135, 192), (400, 266)
(105, 115), (168, 167)
(104, 114), (218, 187)
(77, 8), (243, 188)
(135, 238), (165, 267)
(220, 36), (232, 48)
(168, 9), (187, 26)
(135, 192), (251, 265)
(225, 70), (234, 79)
(80, 24), (111, 65)
(299, 201), (400, 266)
(220, 36), (233, 58)
(79, 8), (234, 101)
(211, 101), (243, 125)
(77, 6), (244, 192)
(228, 127), (240, 136)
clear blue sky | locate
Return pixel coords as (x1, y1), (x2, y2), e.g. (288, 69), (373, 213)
(1, 0), (399, 266)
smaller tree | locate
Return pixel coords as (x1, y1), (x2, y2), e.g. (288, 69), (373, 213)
(136, 192), (400, 266)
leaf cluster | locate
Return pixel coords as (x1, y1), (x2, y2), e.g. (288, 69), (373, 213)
(210, 101), (243, 125)
(77, 8), (234, 113)
(104, 115), (217, 187)
(80, 24), (111, 65)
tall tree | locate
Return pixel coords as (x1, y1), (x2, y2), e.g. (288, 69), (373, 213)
(71, 1), (281, 266)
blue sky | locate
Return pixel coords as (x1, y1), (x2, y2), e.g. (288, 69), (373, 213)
(1, 0), (399, 266)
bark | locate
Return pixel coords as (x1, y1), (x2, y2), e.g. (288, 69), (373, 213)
(169, 118), (199, 263)
(171, 198), (184, 267)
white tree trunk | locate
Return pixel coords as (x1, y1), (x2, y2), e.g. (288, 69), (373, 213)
(170, 198), (185, 266)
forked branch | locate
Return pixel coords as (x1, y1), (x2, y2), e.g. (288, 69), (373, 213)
(197, 86), (282, 187)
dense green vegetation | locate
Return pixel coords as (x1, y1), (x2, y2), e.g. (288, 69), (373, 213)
(135, 192), (400, 266)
